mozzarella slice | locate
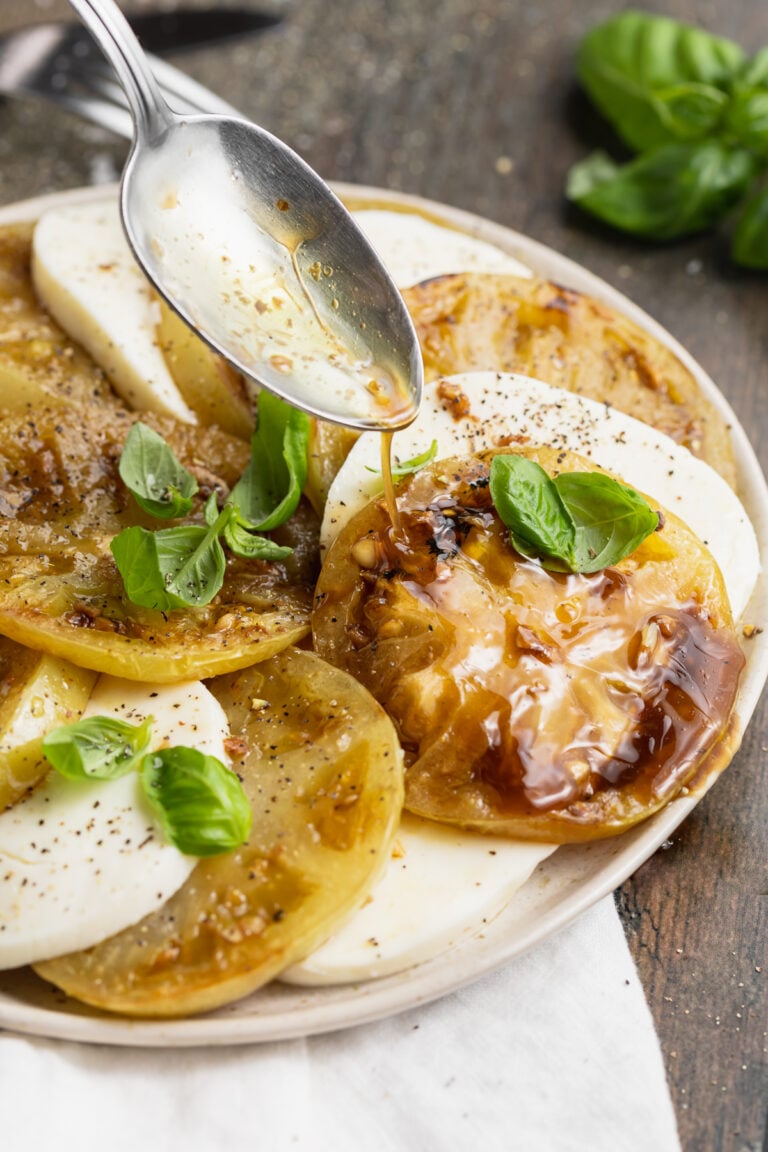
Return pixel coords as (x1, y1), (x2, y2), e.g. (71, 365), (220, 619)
(0, 676), (229, 970)
(282, 815), (552, 985)
(352, 209), (532, 285)
(321, 371), (759, 620)
(32, 202), (196, 422)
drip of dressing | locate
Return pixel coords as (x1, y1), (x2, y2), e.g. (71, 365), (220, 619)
(380, 431), (402, 535)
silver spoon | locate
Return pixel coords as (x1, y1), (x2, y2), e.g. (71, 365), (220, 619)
(67, 0), (422, 431)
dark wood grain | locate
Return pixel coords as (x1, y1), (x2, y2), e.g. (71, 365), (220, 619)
(0, 0), (765, 1147)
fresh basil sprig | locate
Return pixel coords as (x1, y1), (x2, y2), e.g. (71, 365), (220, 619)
(43, 714), (252, 857)
(732, 185), (768, 267)
(489, 456), (659, 574)
(576, 12), (744, 152)
(567, 10), (768, 267)
(111, 397), (307, 611)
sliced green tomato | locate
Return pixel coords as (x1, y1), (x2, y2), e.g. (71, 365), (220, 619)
(0, 546), (311, 683)
(0, 404), (315, 682)
(0, 637), (97, 808)
(313, 447), (742, 843)
(0, 223), (117, 413)
(156, 297), (255, 439)
(35, 647), (403, 1018)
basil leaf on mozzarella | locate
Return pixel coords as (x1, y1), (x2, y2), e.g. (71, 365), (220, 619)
(42, 714), (153, 781)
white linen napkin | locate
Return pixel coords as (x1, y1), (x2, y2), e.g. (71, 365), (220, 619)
(0, 896), (680, 1152)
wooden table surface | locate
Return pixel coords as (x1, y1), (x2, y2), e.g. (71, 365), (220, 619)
(0, 0), (765, 1147)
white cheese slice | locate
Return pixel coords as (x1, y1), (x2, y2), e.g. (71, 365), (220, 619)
(351, 209), (532, 285)
(0, 676), (229, 970)
(31, 202), (197, 422)
(282, 815), (552, 985)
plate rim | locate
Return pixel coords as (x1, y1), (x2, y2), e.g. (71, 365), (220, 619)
(0, 182), (766, 1048)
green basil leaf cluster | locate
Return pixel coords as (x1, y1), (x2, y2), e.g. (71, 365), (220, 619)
(567, 10), (768, 267)
(489, 455), (659, 574)
(43, 715), (252, 857)
(111, 395), (308, 611)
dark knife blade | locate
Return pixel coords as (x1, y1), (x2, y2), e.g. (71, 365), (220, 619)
(125, 7), (282, 55)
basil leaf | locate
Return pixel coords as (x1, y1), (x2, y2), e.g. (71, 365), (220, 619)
(736, 46), (768, 88)
(119, 422), (198, 519)
(43, 715), (153, 781)
(725, 88), (768, 158)
(141, 747), (252, 857)
(553, 472), (659, 574)
(222, 514), (293, 561)
(490, 456), (658, 573)
(578, 11), (744, 151)
(567, 142), (756, 240)
(390, 440), (439, 477)
(732, 185), (768, 268)
(228, 392), (311, 532)
(489, 456), (575, 569)
(652, 83), (728, 141)
(111, 517), (229, 610)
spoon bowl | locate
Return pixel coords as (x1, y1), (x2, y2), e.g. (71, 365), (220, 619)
(69, 0), (422, 431)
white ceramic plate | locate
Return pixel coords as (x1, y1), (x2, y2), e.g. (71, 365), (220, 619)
(0, 184), (766, 1048)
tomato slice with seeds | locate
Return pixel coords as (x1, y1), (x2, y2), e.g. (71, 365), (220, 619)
(313, 446), (743, 842)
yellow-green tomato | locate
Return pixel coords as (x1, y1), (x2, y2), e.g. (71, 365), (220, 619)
(0, 637), (96, 808)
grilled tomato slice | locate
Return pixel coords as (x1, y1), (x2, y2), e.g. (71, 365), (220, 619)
(403, 273), (736, 486)
(0, 636), (96, 809)
(0, 223), (119, 413)
(34, 648), (403, 1017)
(313, 448), (744, 842)
(0, 404), (315, 681)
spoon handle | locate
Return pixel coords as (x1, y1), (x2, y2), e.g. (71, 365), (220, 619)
(67, 0), (173, 140)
